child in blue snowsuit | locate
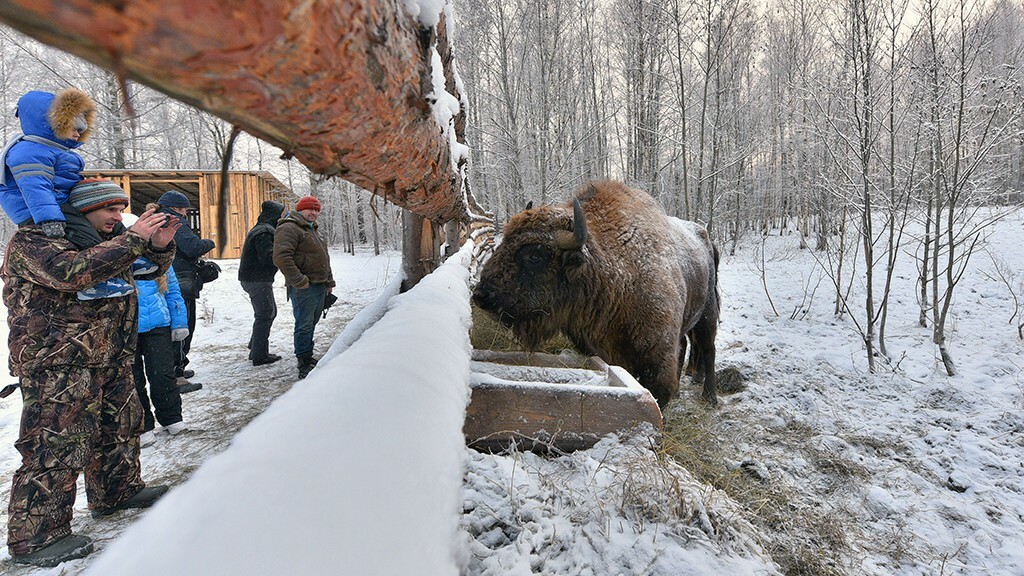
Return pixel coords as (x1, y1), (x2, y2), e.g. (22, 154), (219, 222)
(134, 263), (191, 445)
(0, 89), (147, 298)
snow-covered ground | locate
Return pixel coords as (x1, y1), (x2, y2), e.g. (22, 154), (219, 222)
(700, 211), (1024, 576)
(0, 210), (1022, 575)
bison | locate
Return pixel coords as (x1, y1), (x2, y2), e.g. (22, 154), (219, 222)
(473, 180), (720, 407)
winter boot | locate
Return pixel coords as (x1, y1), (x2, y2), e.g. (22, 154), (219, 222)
(177, 377), (203, 394)
(77, 278), (135, 300)
(131, 257), (159, 277)
(163, 421), (188, 435)
(297, 352), (316, 379)
(10, 534), (94, 567)
(91, 485), (169, 518)
(253, 353), (282, 366)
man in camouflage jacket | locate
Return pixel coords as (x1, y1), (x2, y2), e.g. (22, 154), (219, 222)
(2, 185), (180, 566)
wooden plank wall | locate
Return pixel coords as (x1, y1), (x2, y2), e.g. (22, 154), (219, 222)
(81, 170), (293, 259)
(199, 173), (279, 259)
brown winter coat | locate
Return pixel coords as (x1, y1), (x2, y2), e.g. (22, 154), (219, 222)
(2, 226), (174, 375)
(273, 210), (334, 289)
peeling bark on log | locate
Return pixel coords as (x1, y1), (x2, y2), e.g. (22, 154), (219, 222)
(0, 0), (469, 222)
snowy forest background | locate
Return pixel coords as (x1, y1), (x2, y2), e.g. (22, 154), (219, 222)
(0, 2), (1023, 574)
(1, 0), (1023, 371)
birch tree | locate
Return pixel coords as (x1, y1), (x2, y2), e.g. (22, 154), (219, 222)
(875, 0), (918, 358)
(611, 0), (667, 193)
(916, 0), (1024, 374)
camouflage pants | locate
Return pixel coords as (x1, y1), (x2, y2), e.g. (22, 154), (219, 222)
(6, 364), (145, 555)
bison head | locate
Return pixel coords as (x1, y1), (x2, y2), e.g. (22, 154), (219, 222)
(473, 198), (588, 350)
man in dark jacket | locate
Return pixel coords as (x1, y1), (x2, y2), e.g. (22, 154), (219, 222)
(273, 195), (335, 379)
(156, 190), (215, 381)
(2, 184), (177, 567)
(239, 200), (285, 366)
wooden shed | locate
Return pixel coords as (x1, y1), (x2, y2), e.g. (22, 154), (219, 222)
(81, 170), (295, 259)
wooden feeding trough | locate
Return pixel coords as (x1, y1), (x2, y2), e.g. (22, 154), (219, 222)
(465, 350), (663, 452)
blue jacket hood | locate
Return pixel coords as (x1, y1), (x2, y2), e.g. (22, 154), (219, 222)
(16, 91), (82, 149)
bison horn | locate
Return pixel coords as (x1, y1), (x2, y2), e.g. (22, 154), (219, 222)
(572, 198), (588, 246)
(556, 198), (588, 250)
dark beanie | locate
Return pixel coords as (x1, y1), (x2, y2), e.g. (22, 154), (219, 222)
(69, 179), (129, 214)
(157, 190), (191, 209)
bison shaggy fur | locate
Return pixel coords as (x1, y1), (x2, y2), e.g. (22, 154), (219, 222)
(473, 180), (720, 407)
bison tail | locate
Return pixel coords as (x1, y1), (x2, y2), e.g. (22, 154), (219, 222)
(711, 242), (722, 318)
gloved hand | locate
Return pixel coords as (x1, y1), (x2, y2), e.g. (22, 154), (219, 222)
(323, 292), (338, 309)
(41, 220), (66, 238)
(171, 328), (190, 342)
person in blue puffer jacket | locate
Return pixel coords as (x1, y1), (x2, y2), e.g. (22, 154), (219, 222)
(0, 88), (93, 233)
(1, 89), (138, 299)
(133, 258), (191, 447)
(156, 190), (216, 381)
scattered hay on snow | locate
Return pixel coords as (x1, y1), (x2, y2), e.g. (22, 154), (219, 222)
(459, 427), (781, 575)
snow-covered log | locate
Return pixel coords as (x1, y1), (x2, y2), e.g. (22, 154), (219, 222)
(83, 243), (475, 576)
(0, 0), (471, 223)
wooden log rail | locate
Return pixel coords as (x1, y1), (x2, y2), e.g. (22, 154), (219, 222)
(0, 0), (472, 223)
(83, 244), (477, 576)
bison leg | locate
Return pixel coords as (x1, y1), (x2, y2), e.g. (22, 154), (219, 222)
(677, 333), (689, 378)
(685, 335), (703, 377)
(690, 316), (718, 407)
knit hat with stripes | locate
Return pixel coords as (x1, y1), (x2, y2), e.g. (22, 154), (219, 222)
(69, 179), (129, 214)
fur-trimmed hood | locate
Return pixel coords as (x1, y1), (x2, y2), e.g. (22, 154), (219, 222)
(16, 88), (96, 147)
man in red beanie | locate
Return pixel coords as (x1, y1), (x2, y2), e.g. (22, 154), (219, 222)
(273, 195), (335, 379)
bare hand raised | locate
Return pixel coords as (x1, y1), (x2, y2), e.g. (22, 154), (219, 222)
(132, 209), (181, 248)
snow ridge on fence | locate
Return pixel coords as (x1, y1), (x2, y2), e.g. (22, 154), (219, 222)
(85, 242), (476, 576)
